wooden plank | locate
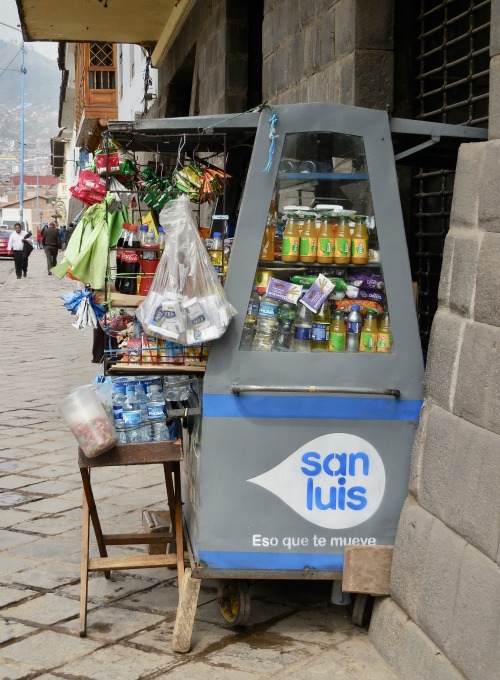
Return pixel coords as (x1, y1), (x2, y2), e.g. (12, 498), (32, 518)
(171, 569), (201, 653)
(342, 545), (393, 596)
(88, 553), (177, 571)
(102, 532), (174, 545)
(94, 291), (145, 308)
(79, 490), (90, 637)
(78, 441), (183, 468)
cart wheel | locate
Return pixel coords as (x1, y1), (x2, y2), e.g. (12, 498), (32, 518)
(217, 580), (251, 626)
(352, 593), (374, 627)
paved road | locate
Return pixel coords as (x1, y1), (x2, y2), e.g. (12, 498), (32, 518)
(0, 251), (396, 679)
(0, 258), (14, 287)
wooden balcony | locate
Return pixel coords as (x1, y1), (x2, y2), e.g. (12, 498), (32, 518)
(75, 43), (118, 151)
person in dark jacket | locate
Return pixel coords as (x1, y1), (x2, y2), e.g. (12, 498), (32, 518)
(65, 222), (75, 247)
(59, 224), (67, 250)
(42, 222), (60, 275)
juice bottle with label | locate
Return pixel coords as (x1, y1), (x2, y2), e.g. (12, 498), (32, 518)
(299, 212), (318, 263)
(359, 308), (378, 352)
(255, 268), (272, 296)
(317, 214), (335, 264)
(311, 300), (331, 352)
(259, 201), (277, 261)
(281, 213), (300, 263)
(351, 215), (369, 265)
(377, 312), (393, 352)
(328, 310), (346, 352)
(209, 232), (224, 275)
(333, 215), (351, 264)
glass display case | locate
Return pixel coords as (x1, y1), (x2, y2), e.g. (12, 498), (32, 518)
(240, 129), (390, 355)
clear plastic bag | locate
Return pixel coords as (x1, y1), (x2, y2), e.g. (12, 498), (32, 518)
(136, 196), (236, 346)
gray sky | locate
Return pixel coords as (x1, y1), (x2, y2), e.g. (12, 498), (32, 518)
(0, 0), (57, 60)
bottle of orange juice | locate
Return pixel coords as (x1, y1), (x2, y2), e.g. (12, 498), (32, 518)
(317, 215), (335, 264)
(377, 312), (393, 352)
(281, 213), (300, 263)
(351, 215), (369, 265)
(333, 216), (351, 264)
(359, 308), (378, 352)
(299, 213), (318, 263)
(259, 203), (276, 262)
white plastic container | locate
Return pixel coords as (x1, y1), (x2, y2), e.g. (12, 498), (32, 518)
(60, 385), (118, 457)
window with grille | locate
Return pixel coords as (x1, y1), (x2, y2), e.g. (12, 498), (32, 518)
(90, 43), (113, 67)
(88, 43), (115, 90)
(411, 0), (490, 351)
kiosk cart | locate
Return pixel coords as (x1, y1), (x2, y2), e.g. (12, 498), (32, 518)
(105, 104), (486, 641)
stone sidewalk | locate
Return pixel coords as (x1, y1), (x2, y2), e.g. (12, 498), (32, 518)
(0, 251), (397, 679)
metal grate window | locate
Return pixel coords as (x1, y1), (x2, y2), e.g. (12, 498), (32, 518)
(90, 43), (114, 68)
(412, 0), (490, 351)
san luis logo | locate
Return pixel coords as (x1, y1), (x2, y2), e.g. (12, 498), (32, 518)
(248, 434), (386, 529)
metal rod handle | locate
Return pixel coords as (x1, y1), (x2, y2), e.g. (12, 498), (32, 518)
(230, 384), (401, 398)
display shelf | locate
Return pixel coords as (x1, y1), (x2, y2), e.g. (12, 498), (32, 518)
(107, 362), (206, 375)
(278, 172), (368, 181)
(258, 260), (381, 269)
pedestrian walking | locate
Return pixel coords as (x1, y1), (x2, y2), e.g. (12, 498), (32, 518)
(42, 221), (60, 275)
(36, 230), (43, 250)
(7, 223), (32, 279)
(59, 224), (67, 250)
(65, 222), (75, 247)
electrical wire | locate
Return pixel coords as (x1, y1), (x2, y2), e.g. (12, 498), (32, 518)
(0, 46), (22, 81)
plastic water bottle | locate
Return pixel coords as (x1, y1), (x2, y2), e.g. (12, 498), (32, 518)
(163, 376), (181, 402)
(346, 304), (363, 352)
(239, 286), (260, 351)
(157, 226), (166, 258)
(147, 385), (168, 441)
(135, 384), (152, 442)
(251, 296), (280, 351)
(292, 302), (312, 352)
(123, 386), (143, 443)
(112, 382), (127, 422)
(272, 302), (296, 351)
(112, 383), (128, 444)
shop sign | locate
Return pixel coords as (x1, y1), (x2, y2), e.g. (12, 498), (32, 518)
(248, 433), (386, 529)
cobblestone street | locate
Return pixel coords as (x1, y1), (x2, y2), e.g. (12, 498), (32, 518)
(0, 251), (396, 679)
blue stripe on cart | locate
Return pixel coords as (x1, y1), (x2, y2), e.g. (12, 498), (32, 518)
(203, 394), (423, 421)
(198, 550), (344, 570)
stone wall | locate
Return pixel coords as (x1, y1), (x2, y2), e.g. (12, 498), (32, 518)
(262, 0), (394, 108)
(150, 0), (229, 118)
(369, 139), (500, 680)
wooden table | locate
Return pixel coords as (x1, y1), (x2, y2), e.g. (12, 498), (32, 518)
(78, 440), (184, 637)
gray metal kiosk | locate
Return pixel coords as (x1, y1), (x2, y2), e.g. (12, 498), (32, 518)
(108, 104), (486, 637)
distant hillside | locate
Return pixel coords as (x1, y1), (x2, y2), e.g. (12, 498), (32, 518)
(0, 40), (59, 114)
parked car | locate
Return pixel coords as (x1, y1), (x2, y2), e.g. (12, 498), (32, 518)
(0, 226), (14, 258)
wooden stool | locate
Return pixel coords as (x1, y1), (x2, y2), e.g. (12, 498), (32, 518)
(78, 441), (184, 637)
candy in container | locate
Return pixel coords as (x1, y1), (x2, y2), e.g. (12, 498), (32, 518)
(59, 385), (118, 457)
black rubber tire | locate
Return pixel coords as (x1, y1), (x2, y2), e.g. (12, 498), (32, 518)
(217, 579), (251, 626)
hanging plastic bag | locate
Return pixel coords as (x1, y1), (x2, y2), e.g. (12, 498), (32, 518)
(136, 196), (236, 345)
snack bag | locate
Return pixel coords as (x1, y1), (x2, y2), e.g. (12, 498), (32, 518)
(69, 170), (107, 206)
(136, 197), (236, 345)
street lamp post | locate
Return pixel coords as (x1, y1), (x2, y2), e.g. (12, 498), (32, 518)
(0, 21), (26, 228)
(20, 40), (26, 228)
